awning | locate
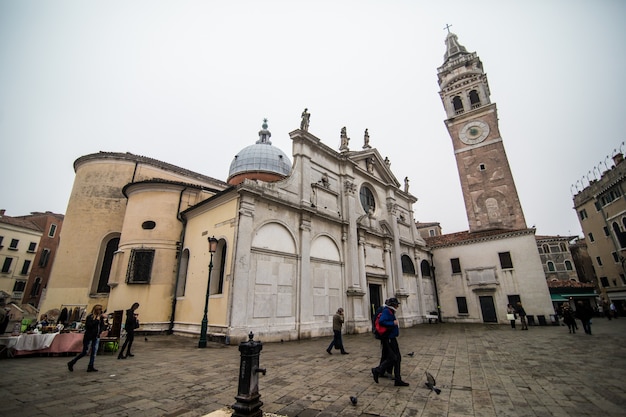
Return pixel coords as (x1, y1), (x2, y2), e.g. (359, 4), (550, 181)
(550, 294), (568, 302)
(558, 293), (597, 298)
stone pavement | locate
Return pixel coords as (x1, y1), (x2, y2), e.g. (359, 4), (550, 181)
(1, 318), (626, 417)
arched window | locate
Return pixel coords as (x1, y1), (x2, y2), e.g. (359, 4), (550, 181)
(547, 261), (555, 272)
(613, 222), (626, 248)
(210, 240), (227, 295)
(420, 259), (431, 277)
(452, 96), (464, 114)
(542, 244), (550, 254)
(39, 249), (50, 267)
(176, 249), (190, 297)
(564, 260), (573, 271)
(30, 277), (41, 297)
(96, 236), (119, 293)
(469, 90), (481, 108)
(401, 255), (415, 274)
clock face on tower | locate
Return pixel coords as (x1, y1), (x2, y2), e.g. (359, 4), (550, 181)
(459, 121), (490, 145)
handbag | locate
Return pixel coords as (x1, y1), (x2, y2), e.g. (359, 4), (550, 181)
(506, 313), (516, 321)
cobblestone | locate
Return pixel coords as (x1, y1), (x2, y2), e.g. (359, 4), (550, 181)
(1, 319), (625, 416)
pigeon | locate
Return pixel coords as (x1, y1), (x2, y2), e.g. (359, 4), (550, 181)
(407, 351), (415, 357)
(144, 337), (148, 342)
(350, 396), (358, 406)
(425, 371), (441, 395)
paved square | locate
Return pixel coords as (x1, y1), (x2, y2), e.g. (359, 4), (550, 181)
(1, 319), (625, 417)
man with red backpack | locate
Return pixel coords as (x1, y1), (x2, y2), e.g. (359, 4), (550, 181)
(371, 298), (409, 386)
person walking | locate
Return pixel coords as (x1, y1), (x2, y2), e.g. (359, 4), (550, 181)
(371, 298), (409, 387)
(506, 304), (516, 329)
(575, 301), (593, 335)
(118, 302), (140, 359)
(516, 301), (528, 330)
(67, 304), (105, 372)
(562, 303), (577, 334)
(326, 307), (348, 354)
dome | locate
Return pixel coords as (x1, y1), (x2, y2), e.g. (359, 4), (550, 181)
(227, 119), (292, 185)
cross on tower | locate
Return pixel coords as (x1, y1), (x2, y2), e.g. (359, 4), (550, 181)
(443, 23), (453, 33)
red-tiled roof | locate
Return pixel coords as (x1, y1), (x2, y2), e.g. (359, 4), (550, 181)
(425, 228), (535, 248)
(0, 215), (42, 232)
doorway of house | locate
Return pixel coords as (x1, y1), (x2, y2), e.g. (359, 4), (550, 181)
(479, 295), (497, 322)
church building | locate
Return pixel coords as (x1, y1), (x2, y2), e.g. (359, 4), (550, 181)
(40, 118), (434, 343)
(39, 31), (553, 341)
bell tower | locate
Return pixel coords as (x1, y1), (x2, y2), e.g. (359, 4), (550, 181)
(437, 30), (526, 232)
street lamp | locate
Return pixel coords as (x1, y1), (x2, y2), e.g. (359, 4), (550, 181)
(199, 236), (218, 348)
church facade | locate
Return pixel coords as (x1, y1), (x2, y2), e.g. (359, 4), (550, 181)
(40, 120), (435, 343)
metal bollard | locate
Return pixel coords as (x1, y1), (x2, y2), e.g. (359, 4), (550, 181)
(232, 332), (265, 417)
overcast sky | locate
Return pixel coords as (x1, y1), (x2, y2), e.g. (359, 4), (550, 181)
(1, 1), (624, 237)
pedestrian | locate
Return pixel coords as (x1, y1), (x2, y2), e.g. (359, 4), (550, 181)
(561, 303), (577, 334)
(326, 307), (348, 354)
(575, 301), (593, 335)
(67, 304), (105, 372)
(506, 304), (516, 329)
(610, 302), (618, 319)
(118, 302), (140, 359)
(371, 298), (409, 387)
(516, 301), (528, 330)
(371, 300), (393, 378)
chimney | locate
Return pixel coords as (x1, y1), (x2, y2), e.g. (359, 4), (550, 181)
(0, 209), (5, 217)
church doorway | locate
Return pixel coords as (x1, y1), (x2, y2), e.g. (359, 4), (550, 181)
(479, 295), (497, 322)
(368, 283), (382, 320)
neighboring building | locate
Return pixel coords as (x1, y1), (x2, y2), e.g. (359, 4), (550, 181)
(416, 221), (442, 240)
(0, 210), (42, 303)
(15, 212), (64, 308)
(536, 235), (598, 311)
(536, 235), (579, 282)
(40, 120), (435, 343)
(573, 151), (626, 313)
(426, 31), (553, 323)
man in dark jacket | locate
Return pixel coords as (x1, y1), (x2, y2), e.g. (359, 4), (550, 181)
(118, 302), (140, 359)
(326, 308), (348, 354)
(371, 298), (409, 387)
(575, 301), (594, 335)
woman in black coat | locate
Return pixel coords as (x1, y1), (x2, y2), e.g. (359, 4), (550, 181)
(67, 304), (104, 372)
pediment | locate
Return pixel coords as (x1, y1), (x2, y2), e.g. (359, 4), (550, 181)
(349, 149), (401, 188)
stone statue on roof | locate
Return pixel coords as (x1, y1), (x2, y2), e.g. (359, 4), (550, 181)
(300, 108), (310, 131)
(340, 127), (349, 151)
(363, 129), (371, 149)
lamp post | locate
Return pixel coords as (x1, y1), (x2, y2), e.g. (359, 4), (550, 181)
(199, 236), (218, 348)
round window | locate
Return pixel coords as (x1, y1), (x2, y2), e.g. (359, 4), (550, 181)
(359, 185), (376, 214)
(142, 221), (156, 230)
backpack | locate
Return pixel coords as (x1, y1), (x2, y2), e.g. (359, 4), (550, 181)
(374, 308), (390, 338)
